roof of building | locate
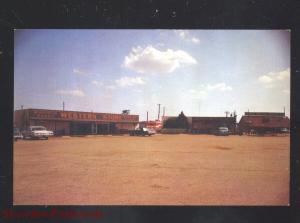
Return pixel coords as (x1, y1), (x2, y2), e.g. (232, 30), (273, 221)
(15, 108), (138, 116)
(244, 112), (285, 117)
(191, 116), (236, 121)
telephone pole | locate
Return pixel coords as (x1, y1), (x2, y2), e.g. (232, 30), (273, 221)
(225, 111), (230, 117)
(146, 111), (149, 123)
(157, 104), (161, 120)
(63, 101), (65, 111)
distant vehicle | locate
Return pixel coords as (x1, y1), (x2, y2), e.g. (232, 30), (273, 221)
(214, 126), (230, 136)
(280, 128), (289, 133)
(130, 127), (155, 136)
(147, 128), (156, 135)
(22, 126), (54, 140)
(14, 127), (23, 141)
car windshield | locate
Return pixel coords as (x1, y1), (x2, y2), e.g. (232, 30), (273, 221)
(31, 127), (46, 131)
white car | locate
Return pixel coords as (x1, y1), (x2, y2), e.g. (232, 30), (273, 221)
(214, 126), (230, 136)
(130, 127), (156, 136)
(22, 126), (54, 140)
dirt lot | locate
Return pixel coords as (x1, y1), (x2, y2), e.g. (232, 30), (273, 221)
(14, 134), (289, 205)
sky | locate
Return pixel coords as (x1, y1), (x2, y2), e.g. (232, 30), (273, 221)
(14, 29), (290, 121)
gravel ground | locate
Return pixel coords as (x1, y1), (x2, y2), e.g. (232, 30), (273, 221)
(14, 134), (289, 205)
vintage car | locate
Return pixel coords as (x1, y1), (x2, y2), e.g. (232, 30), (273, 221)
(214, 126), (230, 136)
(130, 127), (155, 136)
(22, 126), (54, 140)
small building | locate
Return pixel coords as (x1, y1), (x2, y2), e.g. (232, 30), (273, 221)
(191, 116), (237, 134)
(14, 108), (139, 135)
(238, 112), (290, 134)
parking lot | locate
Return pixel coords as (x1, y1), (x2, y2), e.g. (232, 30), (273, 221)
(14, 134), (289, 205)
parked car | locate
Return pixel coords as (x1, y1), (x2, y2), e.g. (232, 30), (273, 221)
(130, 127), (155, 136)
(214, 126), (230, 136)
(14, 127), (23, 141)
(22, 126), (54, 140)
(280, 128), (289, 133)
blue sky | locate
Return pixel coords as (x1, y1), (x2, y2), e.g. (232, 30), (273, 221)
(14, 29), (290, 121)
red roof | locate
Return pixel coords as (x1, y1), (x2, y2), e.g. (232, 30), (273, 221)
(239, 115), (289, 128)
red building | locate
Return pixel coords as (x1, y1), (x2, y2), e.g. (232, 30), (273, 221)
(14, 108), (139, 135)
(162, 114), (237, 134)
(238, 112), (290, 134)
(191, 116), (237, 134)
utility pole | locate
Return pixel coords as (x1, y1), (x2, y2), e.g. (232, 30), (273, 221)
(146, 111), (149, 123)
(157, 104), (161, 121)
(225, 111), (230, 117)
(163, 106), (165, 118)
(283, 106), (285, 115)
(63, 101), (65, 111)
(21, 105), (23, 110)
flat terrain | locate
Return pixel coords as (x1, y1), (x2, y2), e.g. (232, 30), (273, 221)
(14, 134), (289, 205)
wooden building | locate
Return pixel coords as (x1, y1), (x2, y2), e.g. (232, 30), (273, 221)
(238, 112), (290, 134)
(191, 116), (237, 134)
(162, 112), (237, 134)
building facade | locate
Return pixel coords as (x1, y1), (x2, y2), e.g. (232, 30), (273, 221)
(14, 109), (139, 135)
(238, 112), (290, 134)
(191, 116), (237, 134)
(162, 114), (237, 134)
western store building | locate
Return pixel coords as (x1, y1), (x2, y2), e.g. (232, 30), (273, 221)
(14, 108), (139, 135)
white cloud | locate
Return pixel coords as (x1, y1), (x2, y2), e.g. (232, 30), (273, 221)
(176, 30), (188, 39)
(92, 80), (103, 86)
(174, 30), (200, 44)
(187, 89), (207, 99)
(115, 76), (146, 87)
(191, 37), (200, 44)
(123, 46), (197, 74)
(185, 83), (232, 100)
(258, 75), (273, 84)
(258, 68), (290, 89)
(276, 69), (290, 80)
(205, 83), (233, 92)
(55, 89), (85, 97)
(73, 68), (89, 76)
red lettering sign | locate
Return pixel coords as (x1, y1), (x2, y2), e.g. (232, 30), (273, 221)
(30, 110), (138, 122)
